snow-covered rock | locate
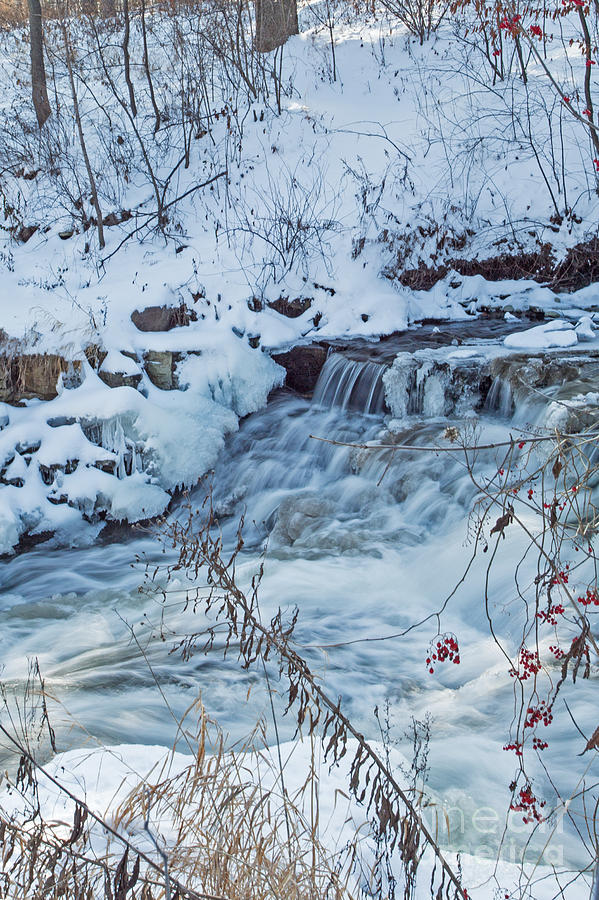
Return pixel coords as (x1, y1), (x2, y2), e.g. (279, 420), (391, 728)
(575, 315), (596, 342)
(0, 343), (284, 554)
(503, 319), (579, 350)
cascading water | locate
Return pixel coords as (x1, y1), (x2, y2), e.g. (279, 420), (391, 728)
(312, 352), (387, 414)
(484, 374), (515, 418)
(0, 336), (596, 881)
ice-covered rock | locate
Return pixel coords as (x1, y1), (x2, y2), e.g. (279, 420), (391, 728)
(0, 342), (285, 553)
(177, 340), (284, 418)
(575, 315), (596, 342)
(100, 350), (142, 376)
(383, 350), (487, 420)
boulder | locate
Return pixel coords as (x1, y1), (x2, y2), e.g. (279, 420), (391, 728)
(0, 354), (83, 403)
(131, 303), (197, 332)
(144, 350), (174, 389)
(269, 296), (313, 318)
(272, 344), (328, 394)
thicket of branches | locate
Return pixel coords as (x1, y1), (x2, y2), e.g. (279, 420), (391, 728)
(1, 0), (598, 288)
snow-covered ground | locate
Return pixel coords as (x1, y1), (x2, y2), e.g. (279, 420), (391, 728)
(1, 4), (599, 552)
(3, 737), (589, 899)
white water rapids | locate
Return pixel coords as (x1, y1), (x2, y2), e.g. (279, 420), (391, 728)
(0, 328), (598, 879)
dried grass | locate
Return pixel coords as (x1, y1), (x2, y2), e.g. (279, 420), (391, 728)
(112, 705), (360, 900)
(0, 686), (362, 900)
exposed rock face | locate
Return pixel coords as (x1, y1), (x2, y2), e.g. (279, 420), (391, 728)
(16, 224), (38, 243)
(272, 344), (328, 393)
(0, 345), (185, 404)
(485, 352), (599, 424)
(131, 303), (197, 332)
(143, 350), (175, 389)
(488, 354), (589, 391)
(268, 296), (313, 318)
(98, 370), (143, 389)
(0, 354), (83, 402)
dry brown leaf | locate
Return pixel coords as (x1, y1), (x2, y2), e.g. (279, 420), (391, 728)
(582, 725), (599, 754)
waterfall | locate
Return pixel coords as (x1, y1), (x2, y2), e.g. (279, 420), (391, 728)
(312, 351), (479, 421)
(312, 353), (387, 415)
(484, 375), (515, 418)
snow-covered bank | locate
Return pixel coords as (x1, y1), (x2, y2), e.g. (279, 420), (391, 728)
(2, 737), (586, 899)
(0, 339), (283, 554)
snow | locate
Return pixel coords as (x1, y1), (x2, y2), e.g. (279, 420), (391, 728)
(0, 347), (282, 553)
(502, 314), (599, 349)
(504, 318), (580, 349)
(575, 314), (596, 341)
(99, 350), (142, 376)
(175, 340), (285, 419)
(2, 737), (584, 900)
(0, 503), (20, 555)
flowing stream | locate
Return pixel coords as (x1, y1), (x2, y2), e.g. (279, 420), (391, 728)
(0, 321), (597, 871)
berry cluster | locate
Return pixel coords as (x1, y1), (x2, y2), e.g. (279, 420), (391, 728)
(549, 644), (565, 660)
(550, 565), (569, 586)
(536, 603), (565, 625)
(510, 785), (546, 824)
(503, 741), (523, 756)
(577, 588), (599, 607)
(543, 501), (567, 514)
(499, 13), (521, 34)
(509, 647), (541, 681)
(532, 736), (549, 751)
(426, 634), (460, 673)
(525, 700), (553, 728)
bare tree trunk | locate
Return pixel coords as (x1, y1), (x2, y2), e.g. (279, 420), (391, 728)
(140, 0), (160, 134)
(61, 22), (105, 250)
(578, 6), (599, 159)
(27, 0), (51, 128)
(122, 0), (137, 116)
(255, 0), (298, 53)
(592, 859), (599, 900)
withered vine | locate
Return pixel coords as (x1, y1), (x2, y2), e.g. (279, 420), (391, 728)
(138, 500), (470, 900)
(311, 418), (599, 894)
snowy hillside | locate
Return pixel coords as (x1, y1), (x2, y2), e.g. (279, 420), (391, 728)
(1, 2), (599, 552)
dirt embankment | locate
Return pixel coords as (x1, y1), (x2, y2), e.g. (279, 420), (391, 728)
(391, 237), (599, 293)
